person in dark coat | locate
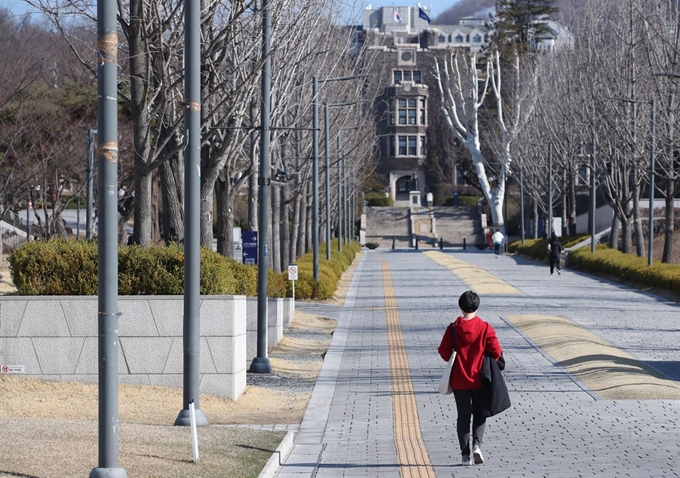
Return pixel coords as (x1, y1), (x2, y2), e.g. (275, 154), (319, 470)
(547, 233), (562, 275)
(438, 291), (503, 466)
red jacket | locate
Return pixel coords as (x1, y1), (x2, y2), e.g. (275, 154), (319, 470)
(438, 316), (502, 390)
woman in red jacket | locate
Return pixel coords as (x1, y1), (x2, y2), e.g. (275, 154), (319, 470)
(438, 290), (502, 466)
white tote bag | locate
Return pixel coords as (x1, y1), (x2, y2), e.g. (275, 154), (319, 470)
(437, 351), (456, 395)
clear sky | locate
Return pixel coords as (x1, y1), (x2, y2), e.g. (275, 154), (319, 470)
(4, 0), (40, 18)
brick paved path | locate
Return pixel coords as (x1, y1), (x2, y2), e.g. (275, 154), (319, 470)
(278, 249), (680, 477)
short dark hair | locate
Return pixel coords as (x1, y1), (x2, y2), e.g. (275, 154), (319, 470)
(458, 290), (480, 313)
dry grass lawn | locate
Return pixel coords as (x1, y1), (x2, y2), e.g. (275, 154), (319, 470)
(0, 252), (360, 478)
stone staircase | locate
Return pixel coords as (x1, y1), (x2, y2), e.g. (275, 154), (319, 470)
(431, 206), (484, 247)
(364, 205), (483, 249)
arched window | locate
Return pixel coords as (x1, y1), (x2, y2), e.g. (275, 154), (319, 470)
(455, 34), (464, 43)
(473, 34), (481, 43)
(438, 34), (446, 43)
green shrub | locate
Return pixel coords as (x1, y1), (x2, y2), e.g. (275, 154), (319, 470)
(510, 237), (680, 295)
(9, 238), (358, 299)
(290, 239), (361, 300)
(365, 192), (393, 207)
(9, 239), (288, 297)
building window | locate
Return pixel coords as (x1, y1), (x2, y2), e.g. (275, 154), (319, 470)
(389, 136), (395, 156)
(398, 136), (407, 155)
(455, 34), (464, 43)
(398, 98), (418, 125)
(408, 136), (417, 155)
(389, 112), (395, 125)
(439, 34), (446, 42)
(420, 98), (426, 124)
(394, 70), (421, 84)
(420, 136), (426, 155)
(473, 34), (481, 42)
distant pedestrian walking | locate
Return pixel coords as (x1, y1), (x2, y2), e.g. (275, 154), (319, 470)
(438, 291), (504, 466)
(491, 229), (504, 258)
(547, 233), (562, 275)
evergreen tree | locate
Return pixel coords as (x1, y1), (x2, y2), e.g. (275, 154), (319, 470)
(492, 0), (559, 53)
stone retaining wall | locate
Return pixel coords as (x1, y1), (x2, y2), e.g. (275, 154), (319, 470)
(0, 296), (295, 401)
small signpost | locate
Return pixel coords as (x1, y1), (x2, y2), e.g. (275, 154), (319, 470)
(242, 231), (258, 265)
(288, 264), (298, 300)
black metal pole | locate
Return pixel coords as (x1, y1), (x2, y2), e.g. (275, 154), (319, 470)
(175, 0), (208, 426)
(520, 160), (525, 244)
(90, 0), (126, 474)
(648, 99), (656, 266)
(86, 129), (96, 240)
(312, 77), (319, 281)
(590, 123), (596, 253)
(548, 143), (553, 239)
(337, 133), (343, 253)
(324, 103), (331, 261)
(250, 0), (272, 374)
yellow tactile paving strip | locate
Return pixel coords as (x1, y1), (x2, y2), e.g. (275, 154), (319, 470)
(382, 262), (436, 478)
(508, 314), (680, 400)
(423, 251), (522, 295)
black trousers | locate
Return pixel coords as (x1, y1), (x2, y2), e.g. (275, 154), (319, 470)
(550, 258), (561, 274)
(452, 388), (487, 455)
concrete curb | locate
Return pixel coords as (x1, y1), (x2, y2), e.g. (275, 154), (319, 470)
(258, 430), (296, 478)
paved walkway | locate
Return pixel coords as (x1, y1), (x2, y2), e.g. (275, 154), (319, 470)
(278, 248), (680, 477)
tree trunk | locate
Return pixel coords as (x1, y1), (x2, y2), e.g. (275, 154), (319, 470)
(151, 172), (161, 244)
(132, 169), (153, 246)
(532, 200), (538, 239)
(291, 186), (301, 261)
(248, 99), (258, 231)
(305, 183), (312, 253)
(271, 185), (281, 272)
(215, 176), (234, 258)
(281, 185), (290, 268)
(662, 184), (675, 263)
(298, 186), (307, 257)
(127, 0), (153, 247)
(610, 214), (621, 250)
(632, 173), (644, 257)
(160, 153), (184, 244)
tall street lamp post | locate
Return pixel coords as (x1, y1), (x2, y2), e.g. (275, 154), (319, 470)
(311, 75), (368, 279)
(560, 121), (597, 253)
(250, 0), (273, 374)
(610, 97), (656, 266)
(90, 0), (126, 474)
(529, 142), (553, 238)
(324, 100), (369, 259)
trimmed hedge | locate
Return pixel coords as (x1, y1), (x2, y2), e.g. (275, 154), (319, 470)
(509, 236), (680, 295)
(10, 240), (289, 297)
(290, 239), (361, 300)
(9, 238), (359, 299)
(508, 235), (589, 261)
(569, 246), (680, 294)
(365, 192), (393, 207)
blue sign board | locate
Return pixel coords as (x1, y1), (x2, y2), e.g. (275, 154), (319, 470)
(242, 231), (258, 265)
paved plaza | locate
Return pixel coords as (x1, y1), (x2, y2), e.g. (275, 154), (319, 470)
(278, 248), (680, 477)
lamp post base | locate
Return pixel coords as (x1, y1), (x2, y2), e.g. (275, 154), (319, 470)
(89, 467), (128, 478)
(174, 407), (209, 426)
(249, 356), (272, 373)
